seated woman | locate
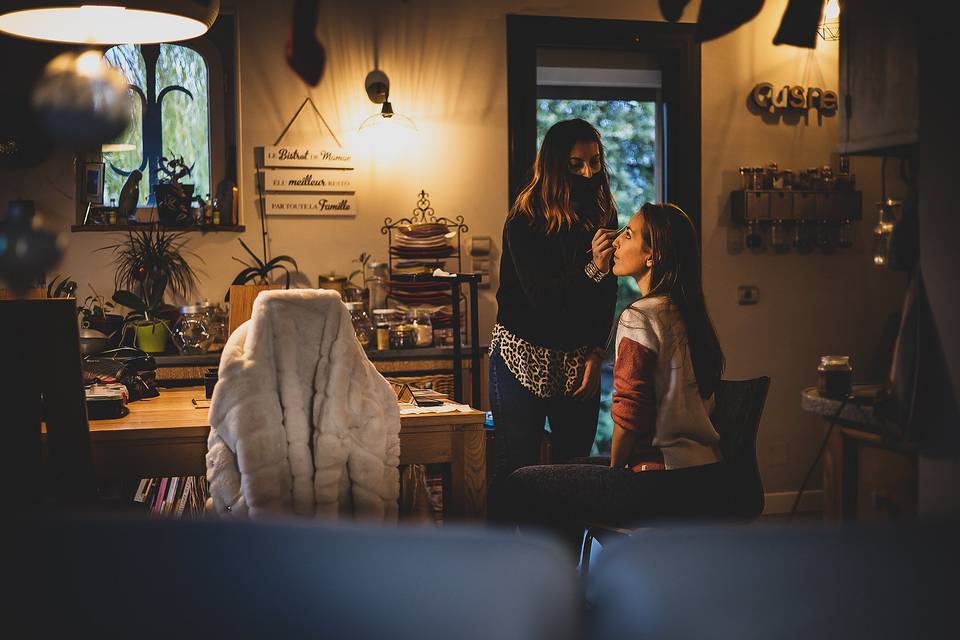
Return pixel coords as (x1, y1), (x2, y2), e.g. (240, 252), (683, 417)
(501, 202), (732, 553)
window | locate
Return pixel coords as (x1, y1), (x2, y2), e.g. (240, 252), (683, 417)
(78, 11), (237, 222)
(103, 43), (211, 208)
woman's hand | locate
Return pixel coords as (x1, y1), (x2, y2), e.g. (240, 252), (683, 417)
(572, 352), (604, 400)
(591, 228), (617, 273)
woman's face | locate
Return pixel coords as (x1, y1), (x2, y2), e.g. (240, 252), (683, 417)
(613, 212), (653, 278)
(567, 140), (601, 178)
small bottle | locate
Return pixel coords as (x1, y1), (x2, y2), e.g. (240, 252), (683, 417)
(745, 220), (763, 250)
(815, 219), (833, 252)
(373, 308), (399, 351)
(838, 219), (854, 248)
(771, 219), (789, 253)
(739, 167), (751, 191)
(793, 219), (813, 253)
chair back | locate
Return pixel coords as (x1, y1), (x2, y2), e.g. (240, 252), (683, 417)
(1, 298), (97, 509)
(710, 376), (770, 519)
(227, 284), (283, 336)
(12, 514), (583, 640)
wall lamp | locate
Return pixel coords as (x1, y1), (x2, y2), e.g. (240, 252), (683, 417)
(359, 69), (417, 132)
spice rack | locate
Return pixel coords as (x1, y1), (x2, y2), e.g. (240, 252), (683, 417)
(731, 189), (863, 223)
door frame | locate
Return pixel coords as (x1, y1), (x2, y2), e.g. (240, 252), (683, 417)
(506, 14), (701, 231)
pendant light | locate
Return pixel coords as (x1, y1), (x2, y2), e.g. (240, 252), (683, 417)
(0, 1), (220, 45)
(358, 69), (417, 132)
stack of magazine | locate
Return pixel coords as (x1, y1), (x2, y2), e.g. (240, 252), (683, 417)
(131, 476), (209, 517)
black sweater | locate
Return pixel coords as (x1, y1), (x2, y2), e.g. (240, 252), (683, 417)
(495, 213), (618, 351)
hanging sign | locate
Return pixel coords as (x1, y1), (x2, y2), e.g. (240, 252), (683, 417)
(751, 83), (838, 115)
(256, 97), (358, 217)
(260, 168), (356, 193)
(262, 145), (353, 168)
(263, 194), (358, 216)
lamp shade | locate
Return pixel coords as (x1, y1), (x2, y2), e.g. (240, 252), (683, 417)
(0, 1), (220, 44)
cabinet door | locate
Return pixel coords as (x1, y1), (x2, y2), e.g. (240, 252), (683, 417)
(840, 0), (918, 154)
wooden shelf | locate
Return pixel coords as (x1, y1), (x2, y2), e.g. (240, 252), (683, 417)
(71, 224), (245, 233)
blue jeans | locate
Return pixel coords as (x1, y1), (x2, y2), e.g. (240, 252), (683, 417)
(488, 346), (599, 518)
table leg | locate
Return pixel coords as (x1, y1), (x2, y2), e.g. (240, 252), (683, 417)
(448, 428), (487, 520)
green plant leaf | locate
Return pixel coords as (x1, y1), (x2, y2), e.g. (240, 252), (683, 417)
(237, 238), (265, 270)
(112, 289), (146, 313)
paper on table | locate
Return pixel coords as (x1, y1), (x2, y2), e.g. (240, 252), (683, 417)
(398, 403), (473, 415)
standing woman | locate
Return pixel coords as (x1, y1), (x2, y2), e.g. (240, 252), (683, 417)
(490, 118), (619, 511)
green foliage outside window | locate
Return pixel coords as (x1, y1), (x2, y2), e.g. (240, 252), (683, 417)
(536, 99), (657, 454)
(103, 44), (210, 209)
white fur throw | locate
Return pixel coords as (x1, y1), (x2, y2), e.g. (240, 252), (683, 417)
(205, 289), (400, 521)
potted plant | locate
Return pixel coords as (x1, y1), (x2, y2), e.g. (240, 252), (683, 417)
(100, 225), (200, 353)
(46, 273), (78, 299)
(78, 284), (124, 340)
(225, 238), (298, 301)
(154, 154), (194, 227)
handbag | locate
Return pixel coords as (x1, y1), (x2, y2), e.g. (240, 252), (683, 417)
(82, 347), (159, 401)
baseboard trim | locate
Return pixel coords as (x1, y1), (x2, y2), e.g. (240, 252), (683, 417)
(763, 490), (824, 515)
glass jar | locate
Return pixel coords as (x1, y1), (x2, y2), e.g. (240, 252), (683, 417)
(750, 166), (764, 190)
(173, 305), (212, 354)
(838, 219), (854, 248)
(739, 167), (751, 191)
(373, 308), (401, 351)
(745, 220), (763, 250)
(345, 301), (373, 349)
(197, 300), (227, 350)
(366, 261), (389, 311)
(405, 309), (434, 347)
(818, 355), (852, 400)
(389, 323), (417, 349)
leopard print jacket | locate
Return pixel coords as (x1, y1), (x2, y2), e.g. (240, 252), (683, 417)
(490, 324), (588, 398)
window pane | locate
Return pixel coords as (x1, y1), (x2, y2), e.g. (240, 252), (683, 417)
(102, 43), (211, 210)
(158, 44), (210, 203)
(103, 45), (147, 207)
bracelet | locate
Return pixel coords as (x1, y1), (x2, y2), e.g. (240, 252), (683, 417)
(584, 259), (608, 283)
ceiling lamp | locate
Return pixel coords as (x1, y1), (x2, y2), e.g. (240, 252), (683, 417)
(0, 1), (220, 45)
(817, 0), (840, 41)
(358, 70), (417, 132)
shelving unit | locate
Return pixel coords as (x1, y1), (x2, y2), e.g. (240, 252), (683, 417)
(731, 189), (862, 223)
(72, 224), (245, 233)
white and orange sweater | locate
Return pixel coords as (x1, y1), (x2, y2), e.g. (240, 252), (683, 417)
(611, 296), (722, 470)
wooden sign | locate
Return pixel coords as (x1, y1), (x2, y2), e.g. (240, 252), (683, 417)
(752, 83), (838, 114)
(264, 194), (357, 217)
(262, 145), (352, 168)
(260, 168), (355, 193)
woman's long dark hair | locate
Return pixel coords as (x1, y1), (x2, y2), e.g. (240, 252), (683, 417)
(510, 118), (616, 233)
(637, 202), (724, 399)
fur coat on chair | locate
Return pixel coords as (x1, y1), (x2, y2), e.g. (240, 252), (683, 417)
(206, 289), (401, 521)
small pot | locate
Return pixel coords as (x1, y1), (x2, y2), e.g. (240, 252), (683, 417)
(79, 328), (110, 356)
(132, 320), (169, 353)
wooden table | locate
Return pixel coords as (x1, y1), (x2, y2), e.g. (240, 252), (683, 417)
(82, 387), (488, 519)
(801, 386), (917, 521)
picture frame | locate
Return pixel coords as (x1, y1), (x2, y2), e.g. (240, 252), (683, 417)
(84, 161), (105, 204)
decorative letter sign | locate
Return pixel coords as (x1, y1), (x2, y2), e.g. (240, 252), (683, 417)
(751, 82), (838, 116)
(256, 144), (357, 217)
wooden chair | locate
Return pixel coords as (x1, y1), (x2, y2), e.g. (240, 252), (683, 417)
(227, 284), (283, 336)
(1, 298), (97, 510)
(578, 376), (771, 575)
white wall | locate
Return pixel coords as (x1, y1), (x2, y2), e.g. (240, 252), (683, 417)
(0, 0), (906, 498)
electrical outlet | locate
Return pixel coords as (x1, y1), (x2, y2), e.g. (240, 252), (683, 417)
(738, 285), (759, 305)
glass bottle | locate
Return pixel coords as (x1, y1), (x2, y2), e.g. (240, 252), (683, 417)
(838, 219), (854, 248)
(873, 199), (899, 266)
(770, 219), (789, 253)
(745, 220), (763, 250)
(793, 219), (813, 253)
(345, 301), (373, 349)
(815, 219), (833, 252)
